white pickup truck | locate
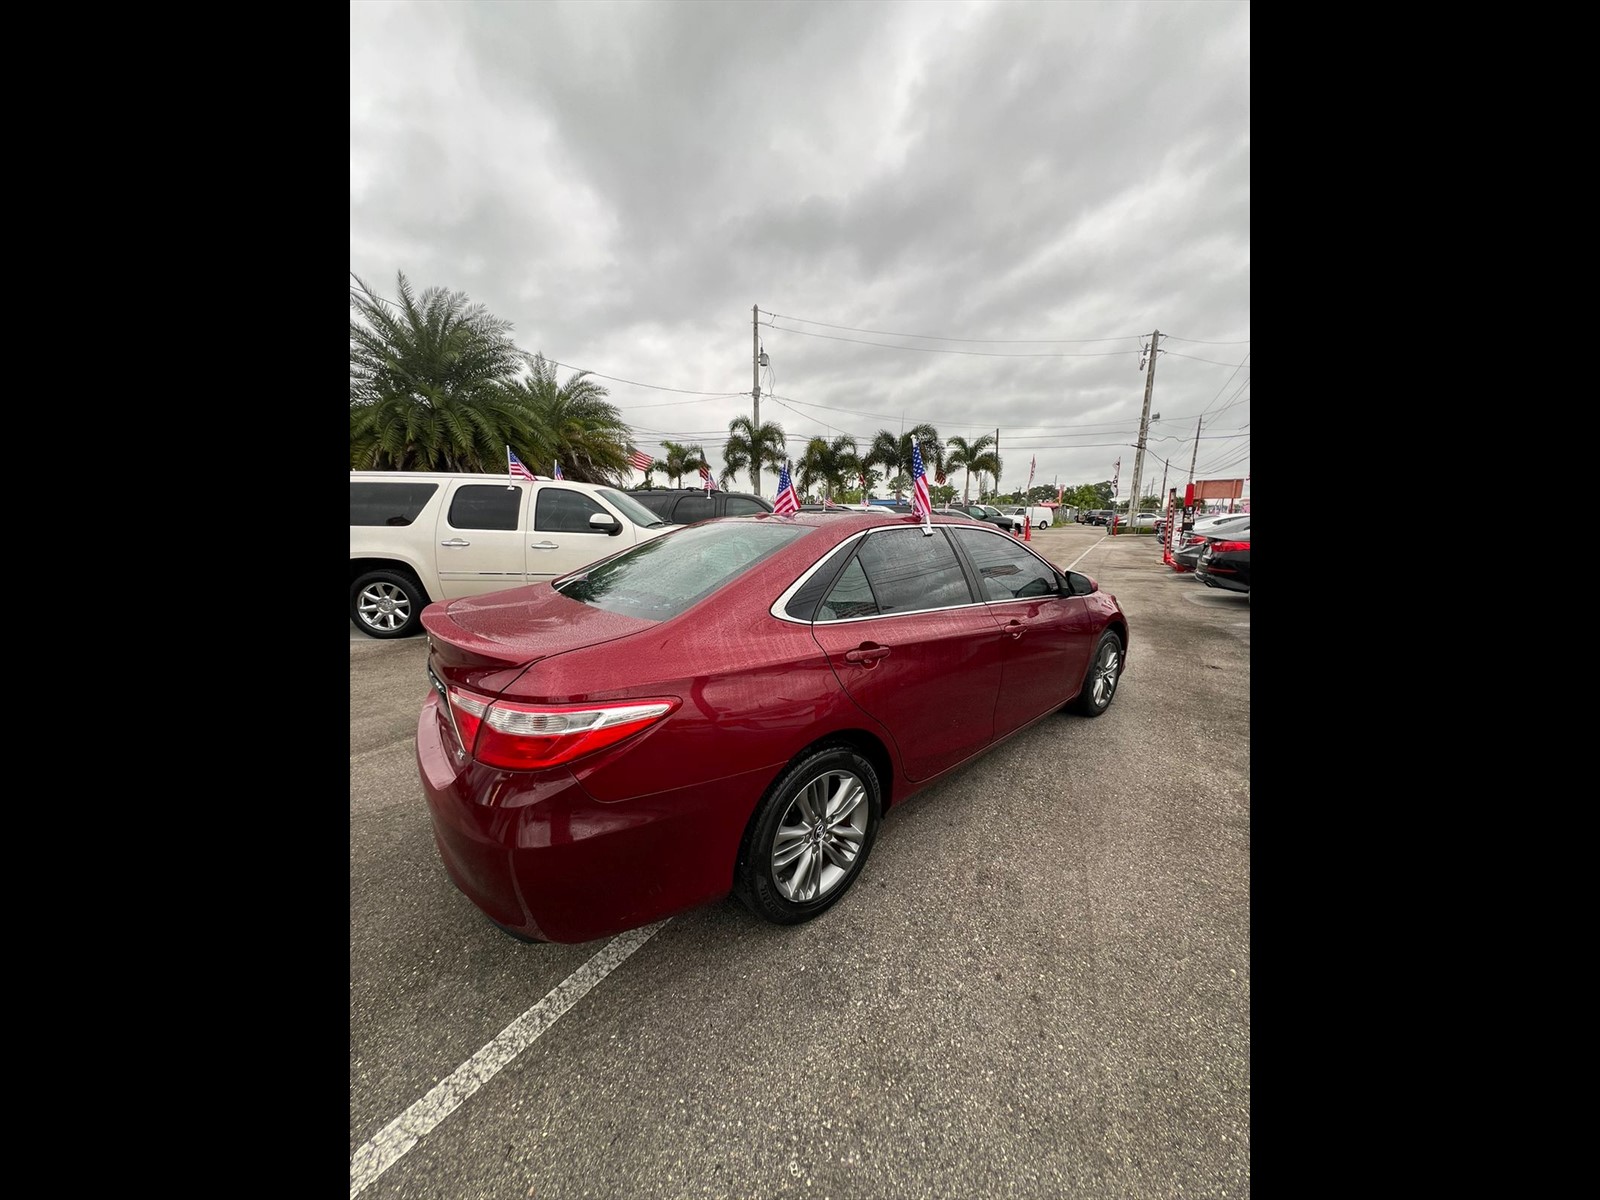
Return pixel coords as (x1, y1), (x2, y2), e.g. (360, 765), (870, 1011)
(349, 472), (677, 638)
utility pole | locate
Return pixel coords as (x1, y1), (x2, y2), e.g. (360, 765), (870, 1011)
(1186, 417), (1203, 510)
(1126, 330), (1161, 521)
(751, 305), (762, 496)
(994, 427), (1000, 500)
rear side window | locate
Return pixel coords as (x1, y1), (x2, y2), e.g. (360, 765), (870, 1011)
(447, 484), (522, 532)
(819, 527), (972, 621)
(723, 496), (769, 516)
(535, 487), (608, 534)
(350, 482), (438, 527)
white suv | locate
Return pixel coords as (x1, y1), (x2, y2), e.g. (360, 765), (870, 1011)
(350, 472), (677, 638)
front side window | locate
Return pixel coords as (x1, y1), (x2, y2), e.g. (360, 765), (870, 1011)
(447, 484), (522, 532)
(950, 526), (1060, 601)
(535, 488), (607, 534)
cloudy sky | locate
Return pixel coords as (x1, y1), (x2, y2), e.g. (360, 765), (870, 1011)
(350, 0), (1249, 505)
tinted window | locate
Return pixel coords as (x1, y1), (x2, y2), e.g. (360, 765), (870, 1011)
(672, 495), (715, 524)
(554, 521), (808, 620)
(821, 527), (972, 619)
(350, 481), (438, 527)
(448, 484), (522, 532)
(723, 496), (769, 516)
(596, 487), (669, 528)
(535, 487), (607, 534)
(951, 526), (1060, 601)
(818, 558), (879, 621)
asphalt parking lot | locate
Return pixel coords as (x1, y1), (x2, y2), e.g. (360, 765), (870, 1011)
(350, 523), (1249, 1199)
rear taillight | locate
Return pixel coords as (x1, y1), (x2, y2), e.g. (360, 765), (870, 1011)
(1211, 540), (1249, 553)
(446, 687), (679, 770)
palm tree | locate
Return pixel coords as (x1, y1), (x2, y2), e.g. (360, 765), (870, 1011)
(797, 435), (861, 504)
(862, 425), (944, 500)
(350, 271), (532, 471)
(658, 441), (711, 487)
(494, 353), (637, 484)
(945, 434), (1001, 505)
(721, 415), (786, 494)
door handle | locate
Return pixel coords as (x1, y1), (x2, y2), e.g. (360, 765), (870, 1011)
(844, 645), (891, 665)
(1003, 620), (1024, 639)
(530, 541), (559, 550)
(440, 538), (470, 548)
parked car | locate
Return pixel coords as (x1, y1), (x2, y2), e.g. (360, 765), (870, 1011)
(1131, 512), (1159, 531)
(1083, 510), (1115, 526)
(350, 472), (676, 639)
(1161, 511), (1248, 542)
(941, 502), (1016, 532)
(416, 511), (1129, 943)
(629, 487), (774, 524)
(1173, 520), (1250, 574)
(1196, 533), (1251, 596)
(1171, 537), (1209, 572)
(1001, 505), (1054, 529)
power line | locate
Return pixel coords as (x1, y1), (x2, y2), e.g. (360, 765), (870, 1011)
(764, 309), (1143, 345)
(766, 324), (1140, 358)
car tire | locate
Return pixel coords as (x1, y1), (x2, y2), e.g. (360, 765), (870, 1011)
(735, 746), (881, 925)
(350, 569), (428, 639)
(1069, 629), (1124, 718)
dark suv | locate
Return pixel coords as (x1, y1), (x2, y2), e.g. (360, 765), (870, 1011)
(629, 487), (774, 525)
(1083, 509), (1115, 526)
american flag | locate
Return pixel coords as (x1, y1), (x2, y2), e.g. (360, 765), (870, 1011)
(910, 440), (932, 526)
(553, 462), (564, 480)
(629, 449), (654, 473)
(508, 447), (535, 482)
(1111, 457), (1120, 496)
(773, 462), (800, 515)
(699, 464), (716, 492)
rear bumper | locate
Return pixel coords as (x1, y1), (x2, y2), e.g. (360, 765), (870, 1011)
(415, 692), (766, 943)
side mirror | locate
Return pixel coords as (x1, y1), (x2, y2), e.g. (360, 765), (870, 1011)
(590, 512), (622, 536)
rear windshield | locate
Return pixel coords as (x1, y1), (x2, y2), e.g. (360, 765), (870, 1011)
(554, 519), (808, 620)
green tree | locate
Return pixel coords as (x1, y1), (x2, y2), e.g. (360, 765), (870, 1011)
(862, 425), (944, 500)
(721, 416), (787, 493)
(497, 353), (634, 484)
(350, 271), (533, 471)
(798, 435), (862, 503)
(658, 441), (711, 488)
(945, 434), (1000, 504)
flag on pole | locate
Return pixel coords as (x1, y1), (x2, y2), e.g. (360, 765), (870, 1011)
(699, 464), (716, 493)
(629, 449), (654, 473)
(773, 462), (800, 515)
(553, 462), (564, 480)
(508, 447), (535, 482)
(1028, 455), (1036, 489)
(1112, 457), (1121, 496)
(910, 440), (932, 530)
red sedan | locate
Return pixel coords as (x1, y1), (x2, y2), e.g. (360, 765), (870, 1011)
(416, 511), (1129, 943)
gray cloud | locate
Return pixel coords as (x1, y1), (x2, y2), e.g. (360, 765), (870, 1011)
(352, 0), (1250, 499)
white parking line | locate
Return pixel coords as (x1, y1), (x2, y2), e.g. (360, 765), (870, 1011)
(350, 920), (667, 1197)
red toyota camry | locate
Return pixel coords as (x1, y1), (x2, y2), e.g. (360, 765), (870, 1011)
(416, 510), (1129, 944)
